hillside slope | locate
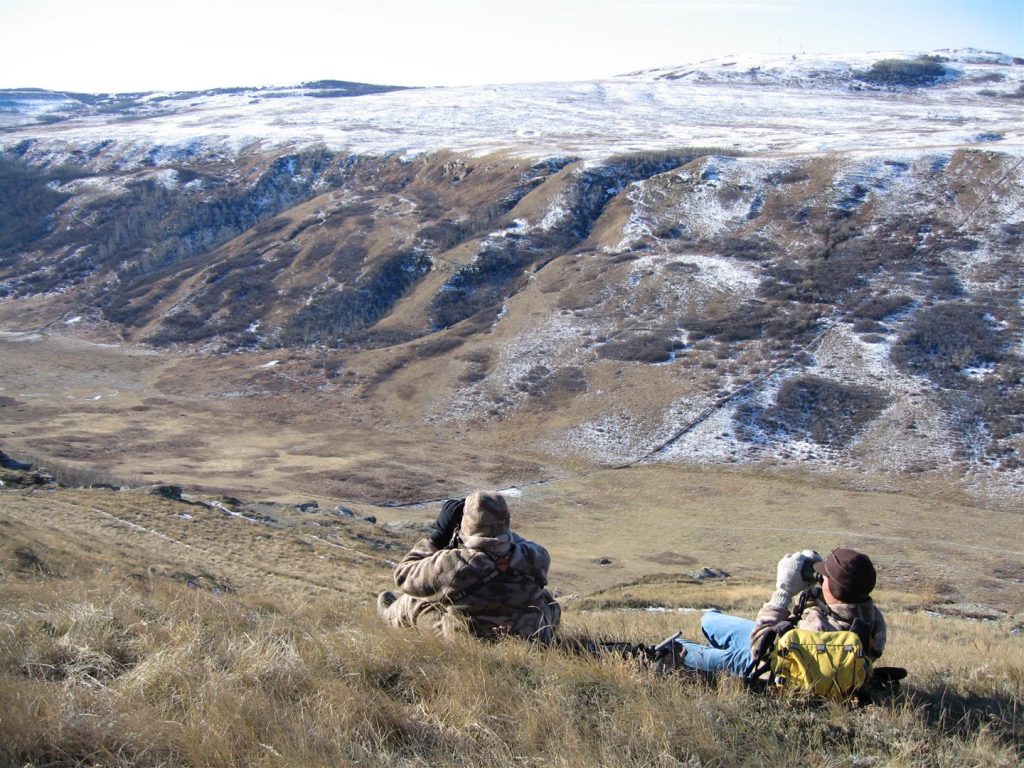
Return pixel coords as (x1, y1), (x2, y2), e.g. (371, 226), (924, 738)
(1, 50), (1023, 501)
(2, 474), (1022, 767)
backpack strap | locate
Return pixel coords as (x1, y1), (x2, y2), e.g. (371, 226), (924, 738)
(792, 586), (816, 620)
(818, 600), (874, 657)
(744, 587), (816, 681)
(744, 619), (793, 681)
(490, 545), (547, 589)
(447, 567), (503, 603)
(446, 544), (545, 604)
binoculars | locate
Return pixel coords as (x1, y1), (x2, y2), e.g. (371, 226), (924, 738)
(800, 556), (824, 585)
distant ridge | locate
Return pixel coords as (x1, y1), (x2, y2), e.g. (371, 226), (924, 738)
(2, 49), (1022, 157)
(0, 79), (412, 132)
(620, 48), (1024, 85)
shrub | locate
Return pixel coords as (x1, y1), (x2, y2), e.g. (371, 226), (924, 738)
(712, 236), (778, 262)
(331, 241), (370, 283)
(430, 243), (526, 330)
(5, 147), (341, 305)
(28, 456), (133, 489)
(148, 311), (211, 345)
(854, 56), (947, 87)
(760, 230), (923, 308)
(763, 169), (810, 185)
(296, 250), (432, 348)
(604, 147), (748, 172)
(540, 366), (587, 398)
(852, 293), (913, 322)
(345, 328), (419, 349)
(515, 364), (552, 392)
(890, 303), (1006, 384)
(101, 282), (177, 328)
(416, 335), (463, 358)
(737, 376), (888, 447)
(458, 367), (488, 384)
(597, 332), (683, 364)
(690, 302), (775, 343)
(960, 371), (1024, 446)
(286, 250), (432, 346)
(322, 203), (375, 228)
(853, 318), (886, 334)
(0, 155), (75, 259)
(416, 220), (472, 251)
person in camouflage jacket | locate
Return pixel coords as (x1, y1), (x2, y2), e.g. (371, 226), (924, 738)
(377, 490), (561, 642)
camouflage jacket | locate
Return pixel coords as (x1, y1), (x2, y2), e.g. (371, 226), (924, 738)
(393, 531), (558, 641)
(752, 590), (887, 660)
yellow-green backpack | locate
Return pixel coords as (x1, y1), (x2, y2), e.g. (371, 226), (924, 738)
(770, 626), (873, 699)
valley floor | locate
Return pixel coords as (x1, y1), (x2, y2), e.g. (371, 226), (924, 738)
(2, 328), (1022, 608)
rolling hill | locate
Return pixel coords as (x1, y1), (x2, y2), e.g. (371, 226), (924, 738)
(1, 48), (1023, 505)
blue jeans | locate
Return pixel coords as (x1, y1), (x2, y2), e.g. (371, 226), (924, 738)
(679, 610), (754, 677)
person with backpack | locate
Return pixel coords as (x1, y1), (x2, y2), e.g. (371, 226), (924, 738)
(678, 548), (887, 688)
(376, 490), (561, 642)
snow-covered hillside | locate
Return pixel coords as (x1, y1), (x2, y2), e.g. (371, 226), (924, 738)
(2, 50), (1023, 503)
(1, 50), (1022, 164)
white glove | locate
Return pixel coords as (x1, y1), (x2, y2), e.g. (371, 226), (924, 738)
(775, 552), (805, 593)
(769, 550), (822, 608)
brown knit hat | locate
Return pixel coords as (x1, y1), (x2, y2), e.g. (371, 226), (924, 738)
(814, 548), (876, 603)
(460, 491), (510, 538)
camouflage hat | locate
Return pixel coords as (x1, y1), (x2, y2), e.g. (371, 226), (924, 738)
(461, 491), (510, 538)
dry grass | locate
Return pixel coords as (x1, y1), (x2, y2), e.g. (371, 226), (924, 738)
(0, 333), (553, 505)
(0, 487), (400, 601)
(1, 570), (1020, 768)
(524, 465), (1024, 610)
(2, 483), (1022, 767)
(4, 461), (1021, 613)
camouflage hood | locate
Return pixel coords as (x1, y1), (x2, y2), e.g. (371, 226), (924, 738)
(460, 531), (513, 555)
(461, 490), (511, 538)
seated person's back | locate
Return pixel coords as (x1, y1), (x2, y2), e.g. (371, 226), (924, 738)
(377, 490), (561, 642)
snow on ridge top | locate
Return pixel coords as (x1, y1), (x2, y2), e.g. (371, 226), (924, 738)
(620, 48), (1022, 83)
(932, 48), (1022, 65)
(3, 51), (1023, 165)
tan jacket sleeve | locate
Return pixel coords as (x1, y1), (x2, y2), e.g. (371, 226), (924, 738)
(508, 533), (551, 586)
(393, 538), (467, 598)
(749, 599), (793, 655)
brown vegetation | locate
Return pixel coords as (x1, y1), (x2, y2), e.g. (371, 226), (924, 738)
(1, 480), (1021, 767)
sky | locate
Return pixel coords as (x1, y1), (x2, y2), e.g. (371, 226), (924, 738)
(0, 0), (1021, 92)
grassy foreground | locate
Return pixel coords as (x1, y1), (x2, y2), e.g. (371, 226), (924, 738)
(2, 569), (1022, 768)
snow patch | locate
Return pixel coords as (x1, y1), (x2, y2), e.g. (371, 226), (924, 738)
(428, 312), (597, 425)
(540, 200), (570, 231)
(963, 363), (996, 380)
(669, 254), (761, 294)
